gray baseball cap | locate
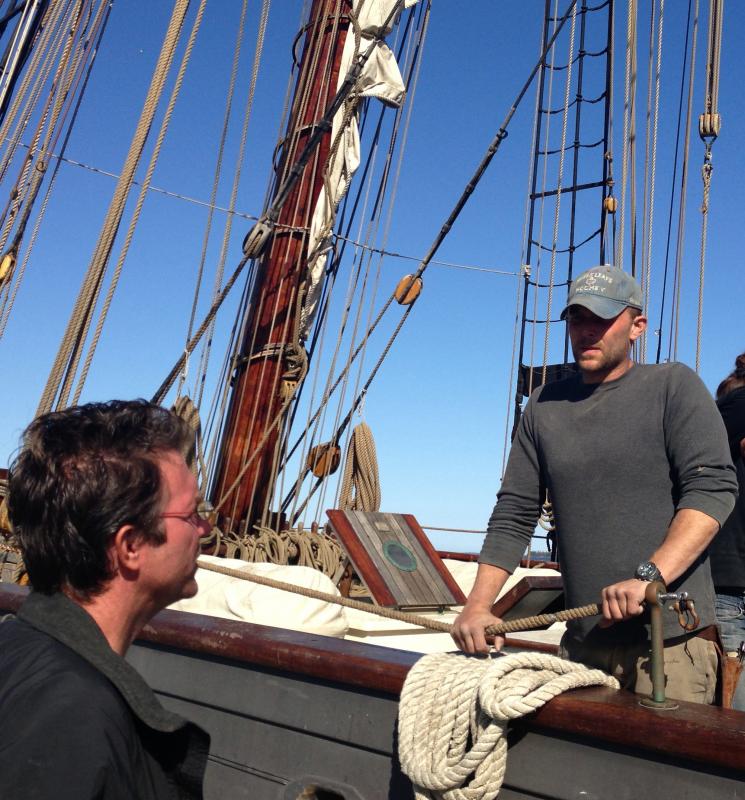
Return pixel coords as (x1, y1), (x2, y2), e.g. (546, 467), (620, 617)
(560, 265), (643, 320)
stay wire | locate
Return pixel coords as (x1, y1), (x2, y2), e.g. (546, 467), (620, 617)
(655, 0), (692, 364)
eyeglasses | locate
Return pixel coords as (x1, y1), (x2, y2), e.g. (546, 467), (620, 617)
(160, 500), (215, 528)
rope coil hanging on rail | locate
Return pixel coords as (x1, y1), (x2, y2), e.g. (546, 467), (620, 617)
(398, 651), (619, 800)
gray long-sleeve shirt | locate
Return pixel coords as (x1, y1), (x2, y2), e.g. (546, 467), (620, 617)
(480, 362), (737, 642)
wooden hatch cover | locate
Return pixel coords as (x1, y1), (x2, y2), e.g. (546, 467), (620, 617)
(491, 575), (564, 622)
(326, 510), (467, 608)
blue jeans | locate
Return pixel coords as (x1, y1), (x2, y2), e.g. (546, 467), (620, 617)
(715, 592), (745, 711)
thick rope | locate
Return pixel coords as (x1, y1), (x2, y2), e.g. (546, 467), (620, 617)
(195, 556), (600, 635)
(398, 652), (619, 800)
(338, 421), (380, 512)
(0, 1), (113, 343)
(37, 0), (190, 415)
(200, 524), (344, 579)
(70, 0), (208, 406)
(172, 394), (208, 483)
(0, 537), (593, 633)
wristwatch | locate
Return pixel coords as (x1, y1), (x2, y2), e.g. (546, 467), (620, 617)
(635, 561), (663, 583)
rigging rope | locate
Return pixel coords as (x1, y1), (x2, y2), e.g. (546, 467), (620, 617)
(0, 139), (520, 278)
(310, 5), (431, 522)
(695, 0), (723, 372)
(654, 0), (693, 364)
(0, 0), (113, 341)
(0, 0), (86, 252)
(0, 0), (68, 186)
(283, 0), (580, 510)
(192, 0), (271, 409)
(669, 0), (700, 362)
(527, 2), (559, 399)
(289, 2), (368, 526)
(640, 0), (664, 363)
(70, 0), (208, 405)
(616, 0), (637, 271)
(178, 0), (251, 402)
(214, 0), (345, 527)
(38, 0), (191, 415)
(0, 0), (42, 117)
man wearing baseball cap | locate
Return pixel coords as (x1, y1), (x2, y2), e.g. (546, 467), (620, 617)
(452, 265), (737, 704)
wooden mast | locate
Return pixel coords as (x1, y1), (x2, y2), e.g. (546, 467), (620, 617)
(210, 0), (353, 532)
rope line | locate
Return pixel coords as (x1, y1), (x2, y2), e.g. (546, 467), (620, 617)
(640, 0), (664, 362)
(616, 0), (637, 270)
(71, 0), (208, 405)
(196, 555), (600, 635)
(669, 0), (700, 362)
(178, 0), (251, 402)
(338, 421), (380, 512)
(192, 0), (271, 409)
(37, 0), (191, 415)
(695, 0), (723, 372)
(281, 0), (580, 510)
(0, 140), (519, 278)
(655, 0), (693, 364)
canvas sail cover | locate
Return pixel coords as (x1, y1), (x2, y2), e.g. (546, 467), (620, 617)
(171, 556), (349, 637)
(299, 0), (418, 340)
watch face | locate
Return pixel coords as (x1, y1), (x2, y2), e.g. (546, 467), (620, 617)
(636, 562), (661, 581)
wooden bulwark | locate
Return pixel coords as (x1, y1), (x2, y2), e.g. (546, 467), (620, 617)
(327, 510), (467, 608)
(2, 584), (745, 779)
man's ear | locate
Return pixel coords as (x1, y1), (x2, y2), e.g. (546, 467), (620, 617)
(629, 313), (647, 343)
(112, 525), (143, 573)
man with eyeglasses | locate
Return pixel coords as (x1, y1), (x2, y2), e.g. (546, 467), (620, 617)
(0, 400), (210, 799)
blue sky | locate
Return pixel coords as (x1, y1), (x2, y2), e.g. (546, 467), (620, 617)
(0, 1), (743, 554)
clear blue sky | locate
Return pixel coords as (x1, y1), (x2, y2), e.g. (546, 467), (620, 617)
(0, 1), (743, 555)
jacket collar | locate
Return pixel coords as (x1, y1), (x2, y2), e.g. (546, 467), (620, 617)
(18, 591), (189, 734)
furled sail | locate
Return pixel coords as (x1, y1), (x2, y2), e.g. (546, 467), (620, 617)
(299, 0), (418, 340)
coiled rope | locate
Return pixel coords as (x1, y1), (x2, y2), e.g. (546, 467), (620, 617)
(338, 421), (380, 512)
(398, 651), (619, 800)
